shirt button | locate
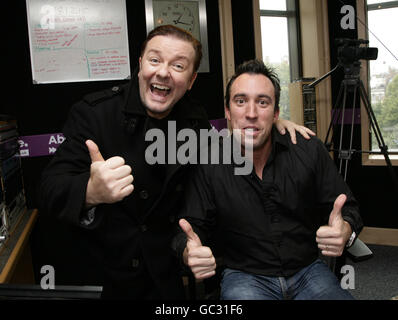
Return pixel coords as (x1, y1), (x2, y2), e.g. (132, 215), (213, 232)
(132, 259), (140, 268)
(271, 216), (280, 223)
(139, 190), (149, 200)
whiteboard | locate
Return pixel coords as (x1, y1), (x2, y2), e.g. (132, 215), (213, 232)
(26, 0), (131, 84)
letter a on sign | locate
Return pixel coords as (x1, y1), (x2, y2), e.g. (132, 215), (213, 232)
(340, 265), (355, 289)
(40, 265), (55, 289)
(340, 5), (355, 30)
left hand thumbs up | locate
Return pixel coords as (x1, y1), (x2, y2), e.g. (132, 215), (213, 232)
(328, 194), (346, 227)
(316, 194), (352, 257)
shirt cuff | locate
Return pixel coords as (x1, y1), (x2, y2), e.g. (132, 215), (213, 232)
(80, 206), (96, 226)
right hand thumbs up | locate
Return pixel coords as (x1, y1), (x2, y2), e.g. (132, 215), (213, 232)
(179, 219), (216, 280)
(85, 140), (134, 207)
(86, 139), (105, 162)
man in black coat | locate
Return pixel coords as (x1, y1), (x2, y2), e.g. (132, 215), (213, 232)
(38, 26), (313, 299)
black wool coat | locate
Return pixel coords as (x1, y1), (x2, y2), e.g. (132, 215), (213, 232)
(38, 76), (210, 299)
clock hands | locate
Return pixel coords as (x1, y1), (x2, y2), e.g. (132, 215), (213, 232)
(175, 21), (192, 26)
(173, 14), (182, 25)
(173, 14), (192, 27)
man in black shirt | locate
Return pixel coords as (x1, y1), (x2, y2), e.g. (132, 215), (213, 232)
(176, 59), (363, 300)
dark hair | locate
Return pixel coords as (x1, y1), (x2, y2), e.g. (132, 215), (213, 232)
(225, 59), (281, 112)
(141, 25), (202, 73)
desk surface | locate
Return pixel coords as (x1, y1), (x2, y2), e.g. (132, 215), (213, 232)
(0, 209), (38, 283)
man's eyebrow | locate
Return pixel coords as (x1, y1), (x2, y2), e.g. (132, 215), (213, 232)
(146, 49), (190, 61)
(232, 93), (273, 101)
(232, 93), (247, 99)
(145, 49), (160, 55)
(258, 94), (272, 101)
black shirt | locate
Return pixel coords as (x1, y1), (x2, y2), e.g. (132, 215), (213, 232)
(176, 127), (363, 277)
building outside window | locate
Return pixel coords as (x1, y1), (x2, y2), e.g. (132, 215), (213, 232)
(366, 0), (398, 155)
(259, 0), (301, 120)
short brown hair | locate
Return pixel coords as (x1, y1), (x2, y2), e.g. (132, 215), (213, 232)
(141, 25), (203, 72)
(225, 59), (280, 112)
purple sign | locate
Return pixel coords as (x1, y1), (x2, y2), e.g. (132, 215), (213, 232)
(18, 133), (65, 158)
(209, 118), (228, 131)
(18, 119), (229, 158)
(332, 108), (361, 125)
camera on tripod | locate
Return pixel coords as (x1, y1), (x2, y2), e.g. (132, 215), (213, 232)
(336, 38), (378, 64)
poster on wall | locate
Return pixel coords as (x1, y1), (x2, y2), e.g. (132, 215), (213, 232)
(26, 0), (131, 84)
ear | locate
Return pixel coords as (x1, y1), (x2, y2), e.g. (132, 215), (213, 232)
(187, 72), (198, 90)
(225, 105), (231, 121)
(273, 109), (280, 123)
(138, 57), (142, 71)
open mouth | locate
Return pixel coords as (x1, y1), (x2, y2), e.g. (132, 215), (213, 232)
(150, 84), (171, 97)
(244, 127), (259, 134)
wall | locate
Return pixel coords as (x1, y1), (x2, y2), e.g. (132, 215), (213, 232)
(231, 0), (256, 65)
(299, 0), (332, 140)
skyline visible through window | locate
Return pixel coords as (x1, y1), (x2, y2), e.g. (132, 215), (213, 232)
(259, 0), (294, 120)
(367, 2), (398, 152)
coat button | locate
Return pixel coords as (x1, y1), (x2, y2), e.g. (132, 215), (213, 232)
(271, 216), (280, 223)
(139, 190), (149, 200)
(132, 259), (140, 268)
(176, 184), (183, 192)
(112, 86), (119, 92)
(140, 225), (148, 232)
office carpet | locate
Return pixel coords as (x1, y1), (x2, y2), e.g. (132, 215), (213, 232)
(345, 244), (398, 300)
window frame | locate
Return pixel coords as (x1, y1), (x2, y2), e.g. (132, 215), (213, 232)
(258, 0), (302, 81)
(253, 0), (332, 140)
(358, 0), (398, 166)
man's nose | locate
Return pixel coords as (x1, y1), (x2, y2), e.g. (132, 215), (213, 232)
(156, 63), (170, 78)
(246, 101), (258, 118)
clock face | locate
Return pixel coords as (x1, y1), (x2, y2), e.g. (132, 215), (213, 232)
(153, 1), (201, 41)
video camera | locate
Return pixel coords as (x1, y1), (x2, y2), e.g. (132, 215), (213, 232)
(336, 38), (378, 64)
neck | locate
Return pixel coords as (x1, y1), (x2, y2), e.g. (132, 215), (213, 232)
(251, 138), (272, 180)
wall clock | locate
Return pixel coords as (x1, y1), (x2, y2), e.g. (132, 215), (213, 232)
(145, 0), (209, 72)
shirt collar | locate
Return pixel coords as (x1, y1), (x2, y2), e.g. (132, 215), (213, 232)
(230, 125), (289, 175)
(271, 125), (290, 151)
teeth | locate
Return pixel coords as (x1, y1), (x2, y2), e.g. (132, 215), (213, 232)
(245, 128), (257, 132)
(151, 84), (170, 91)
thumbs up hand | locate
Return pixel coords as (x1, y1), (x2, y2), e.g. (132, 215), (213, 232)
(85, 139), (134, 207)
(316, 194), (353, 257)
(179, 219), (216, 280)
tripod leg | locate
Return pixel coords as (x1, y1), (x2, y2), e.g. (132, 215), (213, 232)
(325, 81), (345, 148)
(343, 85), (359, 181)
(359, 81), (386, 150)
(338, 83), (349, 176)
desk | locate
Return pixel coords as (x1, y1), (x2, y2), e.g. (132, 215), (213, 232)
(0, 209), (38, 283)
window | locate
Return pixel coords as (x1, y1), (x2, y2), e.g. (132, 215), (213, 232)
(259, 0), (301, 119)
(364, 0), (398, 161)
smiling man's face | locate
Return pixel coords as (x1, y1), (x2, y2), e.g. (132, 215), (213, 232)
(225, 73), (279, 152)
(138, 35), (197, 119)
